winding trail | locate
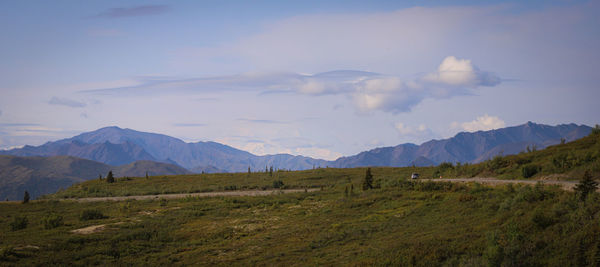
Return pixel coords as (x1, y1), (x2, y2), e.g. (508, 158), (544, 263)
(61, 188), (320, 202)
(31, 178), (586, 203)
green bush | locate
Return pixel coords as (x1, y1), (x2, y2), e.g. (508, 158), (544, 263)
(224, 185), (237, 190)
(42, 213), (63, 229)
(0, 246), (15, 261)
(10, 216), (28, 231)
(80, 209), (106, 221)
(521, 164), (539, 178)
(531, 209), (554, 229)
(273, 180), (284, 189)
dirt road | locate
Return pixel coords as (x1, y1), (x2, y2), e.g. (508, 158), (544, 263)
(4, 178), (583, 204)
(423, 178), (580, 191)
(61, 188), (320, 203)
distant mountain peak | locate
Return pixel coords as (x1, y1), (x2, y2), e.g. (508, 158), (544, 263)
(333, 122), (592, 168)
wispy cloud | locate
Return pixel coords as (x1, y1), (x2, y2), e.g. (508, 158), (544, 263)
(81, 56), (500, 114)
(95, 5), (170, 18)
(193, 97), (220, 102)
(173, 123), (207, 127)
(237, 118), (289, 124)
(48, 97), (86, 108)
(0, 123), (41, 127)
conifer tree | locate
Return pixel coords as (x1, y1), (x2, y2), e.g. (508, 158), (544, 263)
(106, 171), (115, 183)
(362, 168), (374, 190)
(22, 190), (30, 204)
(575, 170), (598, 201)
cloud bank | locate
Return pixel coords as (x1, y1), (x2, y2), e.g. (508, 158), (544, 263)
(291, 56), (501, 113)
(83, 56), (500, 114)
(48, 97), (86, 108)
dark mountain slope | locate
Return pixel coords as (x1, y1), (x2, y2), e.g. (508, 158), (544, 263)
(333, 122), (592, 168)
(0, 155), (190, 200)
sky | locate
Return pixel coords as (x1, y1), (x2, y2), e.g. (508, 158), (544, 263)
(0, 0), (598, 160)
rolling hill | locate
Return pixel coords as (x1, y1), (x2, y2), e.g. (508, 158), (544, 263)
(0, 155), (190, 200)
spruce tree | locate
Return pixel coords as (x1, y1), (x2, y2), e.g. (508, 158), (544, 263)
(362, 168), (374, 190)
(106, 171), (115, 183)
(575, 170), (598, 201)
(22, 190), (30, 204)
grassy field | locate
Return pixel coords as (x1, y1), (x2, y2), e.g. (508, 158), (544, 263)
(44, 166), (438, 199)
(3, 179), (600, 266)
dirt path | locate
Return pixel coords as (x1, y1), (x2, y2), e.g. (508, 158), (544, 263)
(61, 188), (320, 203)
(422, 178), (580, 191)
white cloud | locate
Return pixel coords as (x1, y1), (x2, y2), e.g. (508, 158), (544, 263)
(455, 114), (505, 132)
(423, 56), (501, 87)
(293, 147), (342, 161)
(395, 123), (429, 135)
(241, 142), (266, 155)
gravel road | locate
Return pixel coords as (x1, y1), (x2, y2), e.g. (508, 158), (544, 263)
(5, 178), (586, 204)
(62, 188), (320, 202)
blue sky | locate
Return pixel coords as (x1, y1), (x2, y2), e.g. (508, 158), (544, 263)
(0, 0), (598, 160)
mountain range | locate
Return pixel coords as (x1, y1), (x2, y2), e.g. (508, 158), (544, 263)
(1, 122), (592, 172)
(331, 122), (592, 167)
(1, 126), (328, 172)
(0, 122), (592, 200)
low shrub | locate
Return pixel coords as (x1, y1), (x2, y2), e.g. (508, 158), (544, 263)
(80, 209), (106, 221)
(522, 164), (540, 178)
(531, 209), (554, 229)
(459, 194), (477, 202)
(42, 213), (63, 229)
(10, 216), (28, 231)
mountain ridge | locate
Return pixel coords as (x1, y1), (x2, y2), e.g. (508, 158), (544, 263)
(0, 155), (190, 200)
(332, 122), (591, 167)
(0, 122), (592, 172)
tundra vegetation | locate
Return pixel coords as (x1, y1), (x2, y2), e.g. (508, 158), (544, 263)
(0, 131), (598, 265)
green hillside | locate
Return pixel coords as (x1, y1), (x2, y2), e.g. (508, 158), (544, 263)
(442, 127), (600, 180)
(3, 179), (600, 265)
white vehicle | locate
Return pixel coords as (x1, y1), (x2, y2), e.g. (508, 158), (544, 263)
(411, 173), (419, 179)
